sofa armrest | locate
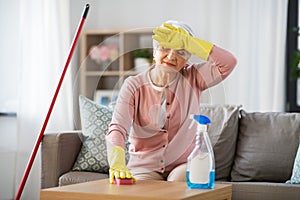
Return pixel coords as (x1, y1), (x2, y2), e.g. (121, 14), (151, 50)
(41, 131), (82, 189)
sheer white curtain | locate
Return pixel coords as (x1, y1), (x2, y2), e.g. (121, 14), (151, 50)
(195, 0), (288, 112)
(15, 0), (73, 199)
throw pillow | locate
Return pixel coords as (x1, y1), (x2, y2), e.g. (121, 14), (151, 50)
(200, 104), (241, 181)
(72, 95), (113, 173)
(72, 95), (129, 173)
(286, 144), (300, 184)
(231, 110), (300, 182)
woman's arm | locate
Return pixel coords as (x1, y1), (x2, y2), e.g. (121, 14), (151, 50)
(193, 45), (237, 90)
(106, 78), (135, 149)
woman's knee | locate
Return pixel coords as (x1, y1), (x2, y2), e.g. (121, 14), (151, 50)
(167, 163), (187, 182)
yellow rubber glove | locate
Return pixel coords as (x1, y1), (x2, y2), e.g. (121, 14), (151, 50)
(107, 146), (136, 184)
(152, 23), (214, 60)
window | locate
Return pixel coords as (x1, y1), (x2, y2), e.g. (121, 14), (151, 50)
(0, 0), (20, 114)
(286, 0), (300, 112)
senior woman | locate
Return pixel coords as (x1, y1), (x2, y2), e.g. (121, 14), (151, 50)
(106, 20), (237, 184)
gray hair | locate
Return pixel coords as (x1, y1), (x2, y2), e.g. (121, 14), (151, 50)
(153, 20), (195, 49)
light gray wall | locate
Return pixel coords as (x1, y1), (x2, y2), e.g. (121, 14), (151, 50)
(70, 0), (202, 30)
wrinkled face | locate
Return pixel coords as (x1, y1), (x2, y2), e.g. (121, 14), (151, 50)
(153, 46), (191, 71)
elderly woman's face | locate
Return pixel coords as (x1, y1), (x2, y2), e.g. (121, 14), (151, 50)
(153, 46), (190, 71)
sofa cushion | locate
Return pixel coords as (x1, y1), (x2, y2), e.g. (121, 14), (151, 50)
(231, 110), (300, 182)
(72, 96), (130, 174)
(72, 95), (113, 173)
(230, 182), (300, 200)
(200, 104), (241, 181)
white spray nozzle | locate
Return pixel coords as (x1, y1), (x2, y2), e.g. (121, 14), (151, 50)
(189, 114), (196, 129)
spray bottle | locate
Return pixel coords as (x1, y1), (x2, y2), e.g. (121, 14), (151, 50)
(186, 115), (215, 189)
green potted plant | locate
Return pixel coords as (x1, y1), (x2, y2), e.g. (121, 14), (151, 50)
(291, 50), (300, 80)
(133, 49), (152, 71)
(290, 27), (300, 80)
(134, 49), (152, 59)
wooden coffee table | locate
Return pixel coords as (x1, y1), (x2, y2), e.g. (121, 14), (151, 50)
(40, 179), (232, 200)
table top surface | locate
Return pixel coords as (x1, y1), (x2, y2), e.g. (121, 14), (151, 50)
(41, 179), (232, 200)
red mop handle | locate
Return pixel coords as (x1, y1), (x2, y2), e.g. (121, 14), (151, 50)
(15, 4), (89, 200)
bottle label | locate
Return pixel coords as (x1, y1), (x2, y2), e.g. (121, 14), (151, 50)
(189, 152), (211, 183)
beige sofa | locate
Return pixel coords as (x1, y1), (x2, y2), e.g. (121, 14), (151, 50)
(41, 105), (300, 200)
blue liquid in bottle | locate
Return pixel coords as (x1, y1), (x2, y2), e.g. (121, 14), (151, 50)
(186, 170), (215, 189)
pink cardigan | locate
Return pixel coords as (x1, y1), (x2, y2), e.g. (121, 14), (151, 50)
(106, 46), (237, 173)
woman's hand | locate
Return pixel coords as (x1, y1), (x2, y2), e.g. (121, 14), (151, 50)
(152, 23), (214, 60)
(107, 146), (136, 184)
